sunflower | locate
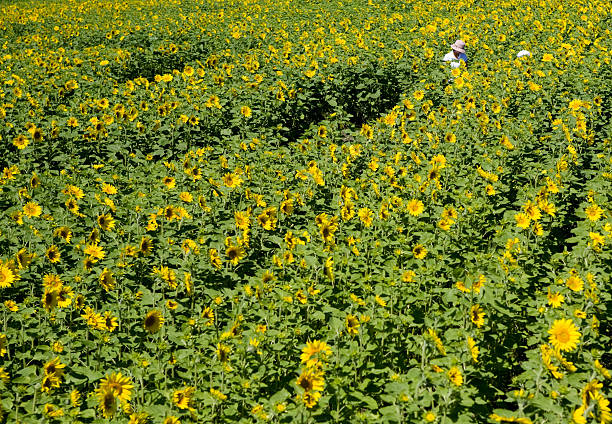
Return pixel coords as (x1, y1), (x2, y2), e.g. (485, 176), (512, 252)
(240, 105), (252, 117)
(143, 310), (163, 334)
(413, 244), (427, 259)
(99, 268), (116, 292)
(345, 314), (360, 336)
(234, 211), (250, 230)
(225, 245), (245, 265)
(139, 237), (153, 256)
(31, 127), (43, 142)
(547, 289), (564, 308)
(216, 343), (231, 363)
(467, 337), (479, 363)
(514, 212), (530, 229)
(173, 386), (195, 410)
(162, 176), (176, 189)
(470, 305), (485, 328)
(0, 264), (18, 288)
(13, 134), (29, 149)
(296, 368), (325, 393)
(45, 245), (61, 263)
(0, 333), (7, 356)
(407, 199), (424, 216)
(42, 289), (58, 312)
(84, 243), (105, 261)
(65, 198), (80, 215)
(99, 372), (133, 405)
(44, 357), (66, 379)
(448, 366), (463, 386)
(54, 226), (72, 243)
(222, 172), (243, 188)
(302, 390), (322, 408)
(102, 311), (118, 332)
(548, 319), (581, 352)
(584, 204), (603, 222)
(23, 201), (42, 218)
(566, 275), (584, 292)
(96, 387), (118, 418)
(201, 307), (215, 326)
(97, 213), (115, 231)
(41, 374), (61, 392)
(357, 207), (374, 227)
(56, 285), (74, 308)
(300, 340), (332, 366)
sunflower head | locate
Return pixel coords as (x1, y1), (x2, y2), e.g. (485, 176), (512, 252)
(548, 319), (581, 352)
(143, 310), (163, 334)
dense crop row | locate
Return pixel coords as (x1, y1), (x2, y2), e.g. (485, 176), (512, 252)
(0, 0), (611, 422)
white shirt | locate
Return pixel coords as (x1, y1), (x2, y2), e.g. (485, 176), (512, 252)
(443, 51), (468, 68)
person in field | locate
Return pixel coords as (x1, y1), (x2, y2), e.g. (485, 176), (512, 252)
(443, 40), (468, 68)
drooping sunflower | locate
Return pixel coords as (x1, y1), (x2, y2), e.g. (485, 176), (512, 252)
(54, 226), (72, 243)
(302, 390), (322, 408)
(216, 343), (231, 363)
(547, 289), (564, 308)
(548, 319), (581, 352)
(41, 374), (60, 392)
(143, 310), (163, 334)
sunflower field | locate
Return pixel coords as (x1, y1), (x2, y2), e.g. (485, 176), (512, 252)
(0, 0), (611, 422)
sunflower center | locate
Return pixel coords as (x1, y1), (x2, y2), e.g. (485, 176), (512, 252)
(557, 330), (570, 343)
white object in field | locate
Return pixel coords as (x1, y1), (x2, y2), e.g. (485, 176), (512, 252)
(517, 50), (531, 58)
